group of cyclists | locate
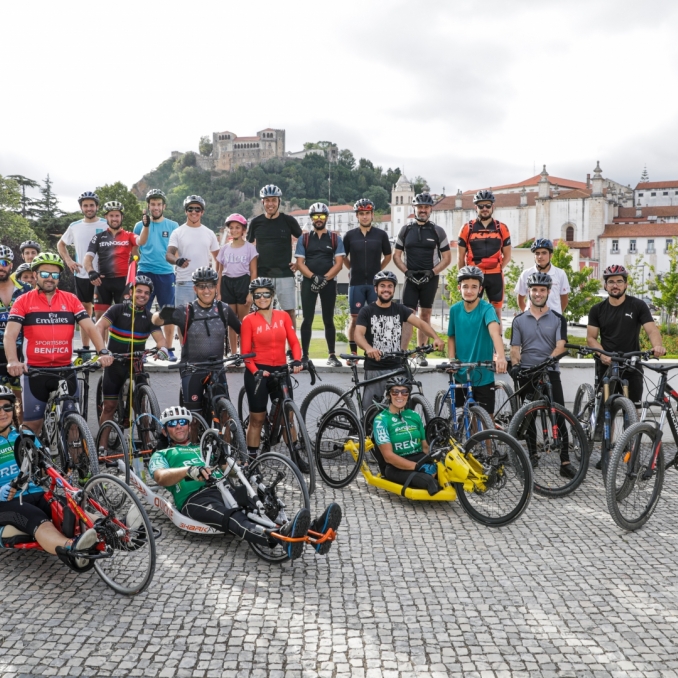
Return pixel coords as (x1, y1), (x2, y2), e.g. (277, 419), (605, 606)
(0, 182), (670, 571)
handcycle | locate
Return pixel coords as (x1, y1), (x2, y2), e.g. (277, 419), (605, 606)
(3, 429), (157, 595)
(506, 353), (590, 497)
(238, 360), (316, 494)
(126, 426), (333, 563)
(606, 356), (678, 530)
(313, 406), (532, 527)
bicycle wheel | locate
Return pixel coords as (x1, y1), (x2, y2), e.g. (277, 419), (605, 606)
(494, 380), (517, 429)
(434, 389), (450, 418)
(508, 400), (590, 497)
(215, 397), (247, 460)
(63, 413), (99, 486)
(280, 400), (315, 495)
(95, 376), (104, 423)
(245, 452), (310, 563)
(237, 385), (249, 426)
(315, 408), (364, 488)
(456, 405), (494, 444)
(96, 421), (130, 484)
(573, 383), (595, 441)
(134, 384), (161, 451)
(363, 404), (382, 474)
(456, 429), (532, 527)
(410, 393), (434, 425)
(300, 384), (356, 444)
(606, 422), (665, 531)
(81, 473), (156, 595)
(190, 412), (210, 445)
(609, 396), (638, 450)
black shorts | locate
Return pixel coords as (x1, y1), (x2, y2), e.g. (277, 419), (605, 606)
(383, 452), (440, 495)
(0, 493), (52, 539)
(74, 276), (95, 304)
(180, 370), (230, 412)
(22, 370), (78, 422)
(402, 275), (439, 310)
(481, 272), (504, 303)
(244, 364), (290, 413)
(102, 360), (130, 400)
(595, 362), (644, 406)
(220, 274), (251, 305)
(94, 277), (127, 308)
(454, 383), (496, 414)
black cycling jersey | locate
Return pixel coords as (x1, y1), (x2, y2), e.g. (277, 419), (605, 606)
(247, 213), (302, 278)
(103, 302), (162, 355)
(395, 221), (450, 272)
(343, 227), (392, 286)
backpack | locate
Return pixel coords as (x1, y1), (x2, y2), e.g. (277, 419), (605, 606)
(400, 222), (442, 263)
(302, 230), (339, 253)
(181, 300), (230, 346)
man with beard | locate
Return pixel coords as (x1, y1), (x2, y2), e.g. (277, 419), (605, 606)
(355, 270), (445, 407)
(515, 239), (569, 315)
(84, 201), (140, 316)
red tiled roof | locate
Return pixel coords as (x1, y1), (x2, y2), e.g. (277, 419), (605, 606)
(635, 181), (678, 190)
(463, 174), (588, 194)
(618, 206), (678, 218)
(601, 223), (678, 237)
(381, 214), (391, 222)
(554, 188), (593, 199)
(433, 192), (537, 211)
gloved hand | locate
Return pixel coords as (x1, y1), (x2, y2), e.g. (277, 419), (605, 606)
(419, 463), (437, 476)
(423, 269), (435, 279)
(509, 363), (523, 380)
(158, 305), (176, 323)
(0, 483), (13, 502)
(176, 257), (188, 268)
(142, 211), (151, 228)
(405, 270), (416, 281)
(186, 465), (209, 481)
(310, 274), (327, 293)
(155, 348), (170, 361)
(88, 270), (102, 283)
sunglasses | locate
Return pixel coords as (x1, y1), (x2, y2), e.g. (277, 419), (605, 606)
(0, 259), (12, 267)
(477, 203), (493, 209)
(253, 292), (273, 300)
(166, 418), (190, 428)
(311, 214), (328, 220)
(0, 404), (14, 412)
(38, 271), (61, 279)
(195, 283), (216, 290)
(390, 389), (410, 396)
(186, 207), (203, 213)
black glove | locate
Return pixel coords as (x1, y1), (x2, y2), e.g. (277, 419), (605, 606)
(254, 369), (265, 380)
(289, 360), (303, 369)
(88, 270), (101, 283)
(186, 465), (209, 481)
(142, 212), (151, 228)
(424, 269), (435, 279)
(405, 270), (416, 281)
(176, 257), (188, 268)
(158, 305), (176, 323)
(509, 363), (522, 380)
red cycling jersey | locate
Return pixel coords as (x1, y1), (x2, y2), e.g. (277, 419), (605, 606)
(240, 310), (302, 374)
(8, 289), (89, 367)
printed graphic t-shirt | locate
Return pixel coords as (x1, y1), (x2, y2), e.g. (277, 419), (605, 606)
(355, 302), (413, 371)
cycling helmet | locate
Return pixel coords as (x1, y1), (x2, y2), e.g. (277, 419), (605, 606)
(457, 266), (485, 284)
(159, 406), (193, 426)
(102, 200), (124, 214)
(249, 277), (275, 293)
(526, 272), (553, 288)
(353, 198), (375, 212)
(224, 213), (247, 227)
(0, 245), (14, 261)
(134, 275), (154, 293)
(473, 189), (495, 204)
(145, 189), (166, 203)
(373, 270), (398, 286)
(78, 191), (100, 206)
(20, 240), (41, 254)
(15, 263), (31, 276)
(259, 184), (282, 199)
(0, 385), (16, 403)
(183, 195), (205, 210)
(530, 238), (553, 253)
(309, 202), (330, 216)
(191, 267), (219, 284)
(385, 376), (412, 393)
(30, 252), (64, 271)
(603, 264), (629, 280)
(412, 192), (435, 206)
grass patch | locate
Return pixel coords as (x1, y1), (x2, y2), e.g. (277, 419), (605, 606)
(307, 338), (349, 359)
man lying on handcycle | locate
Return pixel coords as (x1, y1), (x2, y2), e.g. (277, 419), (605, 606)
(372, 377), (440, 495)
(0, 386), (97, 566)
(148, 406), (342, 561)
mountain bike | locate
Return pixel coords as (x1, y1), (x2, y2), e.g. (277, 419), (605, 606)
(73, 348), (94, 421)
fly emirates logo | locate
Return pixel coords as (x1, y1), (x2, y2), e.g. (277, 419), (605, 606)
(35, 313), (70, 324)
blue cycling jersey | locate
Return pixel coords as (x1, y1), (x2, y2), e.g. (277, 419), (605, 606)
(0, 427), (43, 496)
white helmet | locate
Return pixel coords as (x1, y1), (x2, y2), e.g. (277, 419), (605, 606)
(159, 406), (193, 426)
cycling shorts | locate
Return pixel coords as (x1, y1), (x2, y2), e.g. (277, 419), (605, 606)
(402, 275), (439, 310)
(220, 274), (251, 305)
(348, 284), (377, 315)
(101, 361), (130, 401)
(453, 383), (496, 415)
(94, 277), (127, 310)
(181, 371), (229, 413)
(21, 370), (78, 423)
(74, 277), (95, 305)
(0, 492), (51, 539)
(481, 272), (504, 303)
(244, 363), (291, 414)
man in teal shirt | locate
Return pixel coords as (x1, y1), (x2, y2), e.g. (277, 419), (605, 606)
(135, 189), (179, 361)
(447, 266), (507, 414)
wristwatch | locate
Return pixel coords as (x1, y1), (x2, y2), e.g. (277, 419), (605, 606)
(97, 349), (111, 356)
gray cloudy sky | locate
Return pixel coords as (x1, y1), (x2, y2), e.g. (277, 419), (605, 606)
(2, 0), (677, 210)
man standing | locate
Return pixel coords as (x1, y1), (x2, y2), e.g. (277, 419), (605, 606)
(343, 198), (392, 361)
(294, 202), (346, 367)
(393, 192), (451, 365)
(515, 239), (570, 315)
(58, 191), (107, 355)
(355, 270), (445, 407)
(134, 189), (180, 361)
(247, 185), (302, 327)
(457, 189), (512, 324)
(166, 196), (220, 307)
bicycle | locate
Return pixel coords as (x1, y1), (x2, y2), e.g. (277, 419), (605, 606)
(505, 352), (590, 497)
(5, 430), (157, 595)
(238, 362), (316, 495)
(606, 357), (678, 530)
(73, 348), (94, 421)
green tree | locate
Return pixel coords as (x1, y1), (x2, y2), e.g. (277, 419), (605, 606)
(364, 186), (390, 211)
(626, 253), (649, 297)
(443, 265), (462, 307)
(0, 175), (43, 255)
(199, 136), (213, 156)
(412, 176), (429, 194)
(34, 174), (61, 219)
(503, 260), (524, 312)
(551, 240), (601, 323)
(7, 174), (40, 218)
(650, 241), (678, 329)
(95, 181), (144, 231)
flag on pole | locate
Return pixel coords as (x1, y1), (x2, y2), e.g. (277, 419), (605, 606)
(126, 255), (138, 286)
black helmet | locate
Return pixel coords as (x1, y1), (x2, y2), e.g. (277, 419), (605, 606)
(530, 238), (553, 253)
(473, 189), (495, 204)
(134, 275), (154, 293)
(259, 184), (282, 199)
(20, 240), (41, 253)
(412, 192), (435, 206)
(457, 266), (485, 284)
(183, 195), (205, 210)
(603, 264), (629, 280)
(526, 272), (553, 288)
(373, 270), (398, 287)
(146, 189), (167, 204)
(191, 267), (218, 284)
(385, 376), (412, 393)
(78, 191), (100, 206)
(353, 198), (375, 212)
(249, 277), (275, 293)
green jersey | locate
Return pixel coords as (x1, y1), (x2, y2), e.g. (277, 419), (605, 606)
(373, 409), (425, 458)
(148, 445), (223, 510)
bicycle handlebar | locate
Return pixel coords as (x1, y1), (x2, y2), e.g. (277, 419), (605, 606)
(514, 351), (570, 379)
(253, 361), (316, 393)
(109, 348), (159, 361)
(168, 353), (256, 371)
(436, 360), (495, 372)
(565, 343), (654, 363)
(25, 361), (102, 376)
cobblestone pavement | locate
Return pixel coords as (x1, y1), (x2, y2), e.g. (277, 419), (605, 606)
(2, 373), (678, 677)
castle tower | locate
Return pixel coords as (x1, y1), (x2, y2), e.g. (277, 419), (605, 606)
(589, 161), (607, 242)
(536, 165), (551, 239)
(391, 174), (415, 232)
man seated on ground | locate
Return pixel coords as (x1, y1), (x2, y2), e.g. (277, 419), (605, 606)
(372, 377), (440, 496)
(148, 406), (343, 561)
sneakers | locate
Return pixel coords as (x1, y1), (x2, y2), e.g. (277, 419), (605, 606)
(415, 353), (428, 367)
(326, 354), (342, 368)
(560, 463), (576, 479)
(273, 508), (310, 561)
(68, 528), (98, 568)
(309, 503), (342, 556)
(595, 458), (603, 470)
(167, 349), (178, 363)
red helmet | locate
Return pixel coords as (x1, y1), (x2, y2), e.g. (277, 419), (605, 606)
(603, 265), (628, 280)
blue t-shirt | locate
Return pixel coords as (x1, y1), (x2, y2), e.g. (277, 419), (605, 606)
(447, 299), (498, 387)
(0, 428), (44, 496)
(133, 218), (179, 275)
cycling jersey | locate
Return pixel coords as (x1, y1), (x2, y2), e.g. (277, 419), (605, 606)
(342, 227), (392, 286)
(102, 302), (162, 355)
(8, 289), (88, 367)
(240, 310), (302, 374)
(0, 427), (43, 496)
(86, 229), (139, 278)
(373, 409), (425, 457)
(0, 281), (31, 349)
(457, 219), (511, 274)
(395, 221), (450, 271)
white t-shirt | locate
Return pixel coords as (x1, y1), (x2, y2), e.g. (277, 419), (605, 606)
(59, 218), (107, 278)
(168, 224), (220, 282)
(515, 264), (571, 315)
